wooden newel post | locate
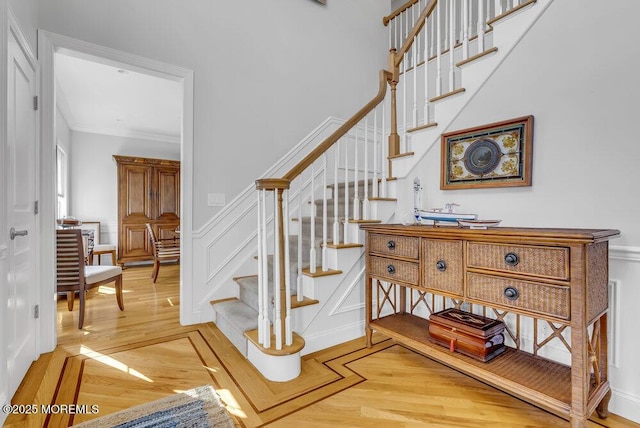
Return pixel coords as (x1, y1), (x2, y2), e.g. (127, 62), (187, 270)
(255, 178), (291, 349)
(387, 49), (400, 158)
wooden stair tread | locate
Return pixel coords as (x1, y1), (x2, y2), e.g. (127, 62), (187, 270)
(302, 268), (342, 278)
(407, 122), (438, 133)
(388, 151), (414, 160)
(291, 296), (320, 309)
(324, 242), (363, 249)
(430, 88), (466, 103)
(456, 47), (498, 68)
(210, 297), (239, 306)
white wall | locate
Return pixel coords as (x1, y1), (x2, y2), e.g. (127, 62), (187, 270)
(38, 0), (391, 229)
(69, 130), (179, 244)
(55, 106), (72, 217)
(7, 0), (36, 50)
(402, 0), (640, 421)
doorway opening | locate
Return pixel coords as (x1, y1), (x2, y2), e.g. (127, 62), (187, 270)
(39, 31), (194, 352)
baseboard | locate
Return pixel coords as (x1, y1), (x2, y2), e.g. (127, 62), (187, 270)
(300, 320), (365, 356)
(610, 386), (640, 424)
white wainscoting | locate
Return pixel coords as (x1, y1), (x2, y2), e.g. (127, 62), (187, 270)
(608, 245), (640, 423)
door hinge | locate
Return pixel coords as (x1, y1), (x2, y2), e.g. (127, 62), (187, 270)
(33, 96), (38, 111)
(34, 200), (39, 215)
(34, 304), (39, 319)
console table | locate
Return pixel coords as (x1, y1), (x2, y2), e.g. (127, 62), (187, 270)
(360, 224), (620, 427)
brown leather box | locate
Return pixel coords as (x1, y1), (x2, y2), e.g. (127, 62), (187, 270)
(428, 308), (506, 362)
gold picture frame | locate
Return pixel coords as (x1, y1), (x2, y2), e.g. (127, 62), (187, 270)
(440, 115), (534, 190)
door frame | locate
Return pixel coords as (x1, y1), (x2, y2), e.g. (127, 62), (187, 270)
(38, 31), (195, 352)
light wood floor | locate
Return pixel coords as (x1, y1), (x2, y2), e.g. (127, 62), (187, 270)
(6, 264), (638, 427)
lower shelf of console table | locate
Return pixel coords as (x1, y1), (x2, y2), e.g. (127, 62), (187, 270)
(368, 313), (608, 421)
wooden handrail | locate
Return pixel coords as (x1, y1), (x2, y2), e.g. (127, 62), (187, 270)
(394, 0), (437, 67)
(278, 69), (392, 183)
(383, 0), (420, 26)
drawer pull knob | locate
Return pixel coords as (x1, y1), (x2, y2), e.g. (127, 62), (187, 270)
(387, 240), (396, 249)
(387, 265), (396, 274)
(436, 260), (447, 272)
(503, 287), (519, 301)
(504, 252), (519, 266)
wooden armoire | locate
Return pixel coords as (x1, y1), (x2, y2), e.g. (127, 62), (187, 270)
(113, 155), (180, 266)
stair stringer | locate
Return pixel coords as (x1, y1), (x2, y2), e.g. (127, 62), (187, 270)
(391, 0), (554, 183)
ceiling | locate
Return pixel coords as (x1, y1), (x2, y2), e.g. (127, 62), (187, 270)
(55, 53), (183, 144)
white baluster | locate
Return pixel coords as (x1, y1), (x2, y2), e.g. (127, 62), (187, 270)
(261, 189), (270, 349)
(309, 165), (316, 274)
(372, 108), (379, 199)
(273, 191), (282, 350)
(449, 0), (456, 92)
(353, 125), (360, 221)
(495, 0), (503, 16)
(343, 132), (350, 242)
(297, 181), (303, 302)
(412, 31), (418, 129)
(403, 10), (408, 151)
(478, 0), (485, 52)
(443, 0), (449, 50)
(256, 190), (264, 344)
(322, 153), (328, 271)
(436, 0), (442, 96)
(388, 15), (393, 50)
(333, 141), (340, 245)
(283, 190), (292, 346)
(363, 117), (370, 220)
(430, 5), (436, 59)
(396, 14), (400, 51)
(462, 0), (469, 60)
(458, 0), (464, 48)
(424, 10), (431, 123)
(381, 101), (387, 198)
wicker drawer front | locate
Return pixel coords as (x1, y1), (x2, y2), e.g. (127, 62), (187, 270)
(423, 239), (463, 296)
(369, 256), (419, 285)
(369, 233), (419, 259)
(467, 242), (569, 280)
(467, 273), (570, 320)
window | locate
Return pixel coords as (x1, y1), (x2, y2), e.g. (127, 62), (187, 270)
(56, 144), (68, 219)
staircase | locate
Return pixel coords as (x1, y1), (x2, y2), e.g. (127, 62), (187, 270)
(209, 0), (552, 382)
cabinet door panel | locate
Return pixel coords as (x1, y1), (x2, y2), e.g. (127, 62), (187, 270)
(120, 224), (152, 260)
(156, 166), (180, 220)
(120, 164), (153, 221)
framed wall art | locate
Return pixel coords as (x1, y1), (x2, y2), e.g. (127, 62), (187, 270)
(440, 115), (534, 190)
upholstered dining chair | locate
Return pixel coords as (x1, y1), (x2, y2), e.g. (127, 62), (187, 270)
(145, 223), (180, 283)
(82, 221), (117, 265)
(56, 229), (124, 328)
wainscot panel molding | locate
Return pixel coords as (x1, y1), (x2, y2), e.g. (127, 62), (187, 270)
(610, 245), (640, 262)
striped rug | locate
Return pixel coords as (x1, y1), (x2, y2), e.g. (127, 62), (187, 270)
(72, 385), (234, 427)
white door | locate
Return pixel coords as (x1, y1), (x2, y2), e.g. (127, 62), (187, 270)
(6, 24), (38, 396)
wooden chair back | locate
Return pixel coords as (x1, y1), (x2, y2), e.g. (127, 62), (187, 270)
(145, 223), (180, 282)
(56, 229), (124, 328)
(56, 229), (87, 295)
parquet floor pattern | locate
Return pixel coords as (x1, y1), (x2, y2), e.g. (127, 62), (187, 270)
(5, 264), (637, 427)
